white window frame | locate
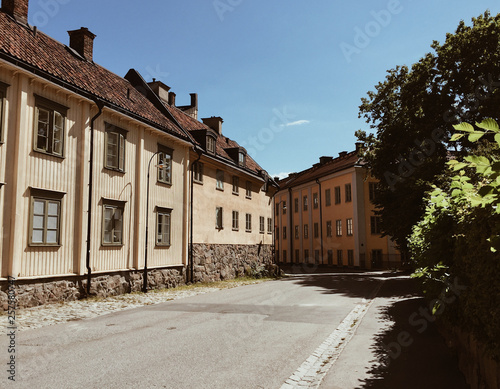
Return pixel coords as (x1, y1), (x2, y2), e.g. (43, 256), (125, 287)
(216, 170), (224, 190)
(34, 95), (67, 157)
(216, 207), (223, 230)
(157, 145), (173, 185)
(232, 176), (239, 195)
(259, 216), (265, 234)
(245, 213), (252, 232)
(346, 218), (353, 236)
(232, 210), (239, 231)
(29, 188), (64, 246)
(105, 123), (127, 172)
(102, 200), (125, 246)
(156, 207), (172, 246)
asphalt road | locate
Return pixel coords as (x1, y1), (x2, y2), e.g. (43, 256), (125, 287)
(6, 271), (468, 389)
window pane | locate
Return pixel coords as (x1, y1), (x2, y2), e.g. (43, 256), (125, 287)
(119, 134), (125, 170)
(103, 231), (111, 244)
(32, 229), (44, 243)
(37, 108), (50, 151)
(48, 201), (59, 216)
(47, 215), (58, 230)
(33, 200), (45, 215)
(46, 230), (57, 244)
(107, 132), (118, 168)
(33, 215), (44, 229)
(52, 111), (64, 155)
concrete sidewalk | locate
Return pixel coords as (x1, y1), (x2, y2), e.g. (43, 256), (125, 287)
(319, 275), (469, 389)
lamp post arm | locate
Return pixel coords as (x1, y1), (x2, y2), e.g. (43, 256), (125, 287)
(143, 150), (163, 293)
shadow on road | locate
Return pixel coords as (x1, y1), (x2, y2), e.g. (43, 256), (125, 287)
(358, 294), (469, 389)
(279, 265), (417, 299)
(278, 268), (470, 388)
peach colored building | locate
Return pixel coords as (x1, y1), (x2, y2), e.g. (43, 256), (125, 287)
(274, 148), (401, 269)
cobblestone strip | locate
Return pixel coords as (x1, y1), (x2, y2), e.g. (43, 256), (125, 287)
(2, 279), (267, 333)
(281, 280), (384, 389)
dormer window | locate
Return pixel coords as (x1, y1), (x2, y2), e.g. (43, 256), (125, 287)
(206, 135), (216, 154)
(238, 151), (246, 167)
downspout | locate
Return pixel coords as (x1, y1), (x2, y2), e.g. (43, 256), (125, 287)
(316, 179), (324, 264)
(190, 148), (203, 283)
(288, 188), (293, 264)
(86, 100), (104, 295)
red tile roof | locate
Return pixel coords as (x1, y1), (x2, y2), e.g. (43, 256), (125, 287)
(168, 105), (265, 177)
(0, 14), (186, 138)
(277, 151), (364, 189)
(0, 12), (272, 181)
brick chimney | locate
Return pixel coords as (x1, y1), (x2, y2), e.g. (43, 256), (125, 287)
(202, 116), (223, 135)
(3, 0), (29, 24)
(168, 92), (176, 106)
(319, 156), (333, 165)
(68, 27), (96, 61)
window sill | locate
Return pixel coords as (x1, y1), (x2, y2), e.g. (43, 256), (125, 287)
(232, 191), (239, 196)
(232, 228), (239, 232)
(155, 244), (171, 248)
(245, 230), (252, 233)
(28, 243), (62, 248)
(101, 243), (124, 247)
(104, 167), (125, 174)
(245, 196), (252, 200)
(194, 179), (203, 185)
(157, 180), (172, 187)
(33, 149), (65, 160)
(216, 187), (224, 192)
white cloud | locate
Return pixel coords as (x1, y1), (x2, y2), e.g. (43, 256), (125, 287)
(272, 172), (292, 180)
(286, 120), (310, 127)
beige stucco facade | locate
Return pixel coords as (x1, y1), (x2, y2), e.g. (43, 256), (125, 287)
(0, 61), (191, 281)
(191, 153), (275, 246)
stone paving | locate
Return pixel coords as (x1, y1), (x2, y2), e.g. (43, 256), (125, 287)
(1, 279), (267, 333)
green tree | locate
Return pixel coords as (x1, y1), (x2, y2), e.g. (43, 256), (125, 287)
(357, 11), (500, 253)
(409, 119), (500, 357)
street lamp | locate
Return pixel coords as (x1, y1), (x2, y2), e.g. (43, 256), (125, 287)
(143, 150), (164, 293)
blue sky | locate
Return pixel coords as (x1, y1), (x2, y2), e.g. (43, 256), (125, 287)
(29, 0), (500, 178)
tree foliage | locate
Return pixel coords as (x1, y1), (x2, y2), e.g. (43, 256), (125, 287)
(357, 11), (500, 252)
(409, 119), (500, 358)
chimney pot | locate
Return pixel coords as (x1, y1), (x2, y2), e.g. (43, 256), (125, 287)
(339, 151), (348, 158)
(168, 92), (176, 106)
(319, 156), (333, 165)
(3, 0), (28, 24)
(355, 142), (365, 153)
(68, 27), (96, 61)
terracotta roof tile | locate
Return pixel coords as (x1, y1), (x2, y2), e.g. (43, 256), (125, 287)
(277, 151), (363, 189)
(168, 105), (264, 177)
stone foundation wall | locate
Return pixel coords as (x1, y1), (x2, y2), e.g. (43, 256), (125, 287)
(438, 323), (500, 389)
(0, 267), (186, 310)
(192, 243), (274, 282)
(0, 243), (275, 310)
